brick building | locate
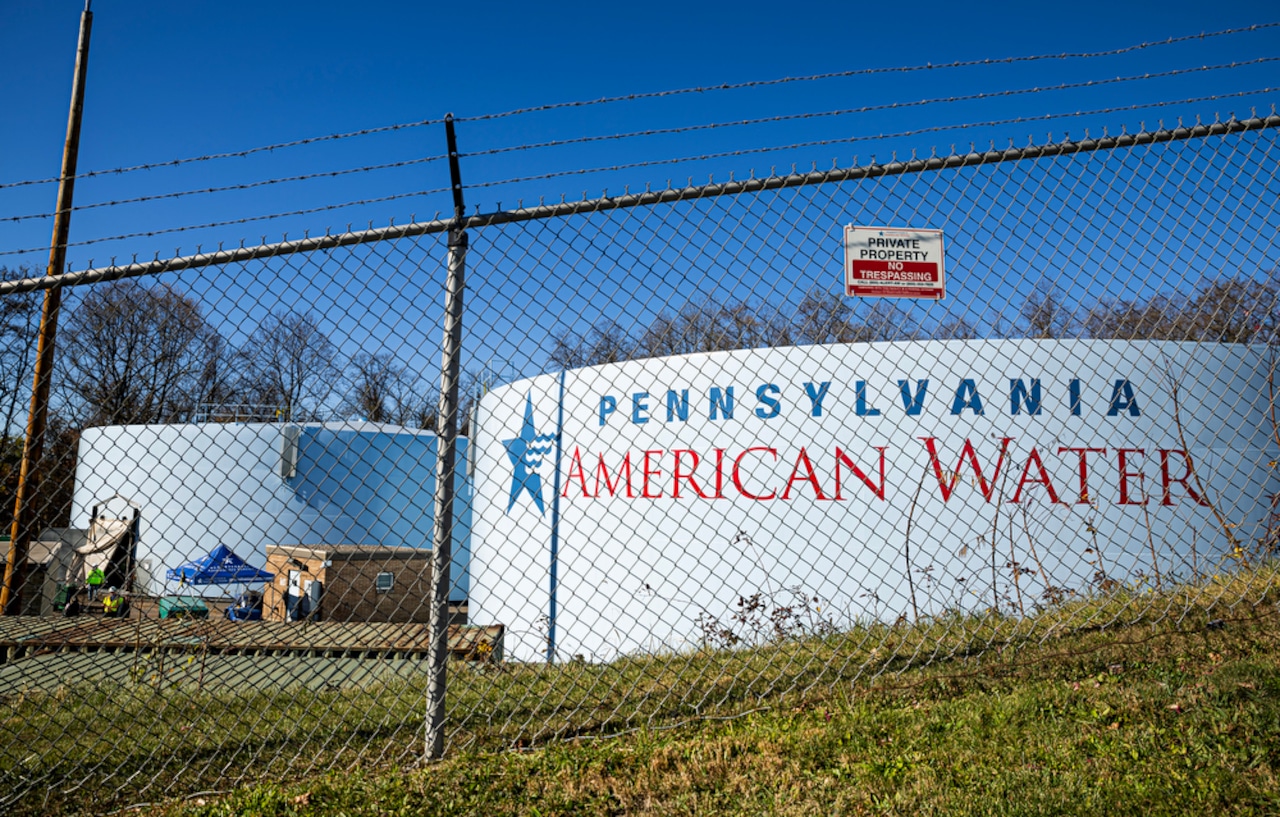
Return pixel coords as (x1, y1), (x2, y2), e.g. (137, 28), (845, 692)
(263, 544), (438, 623)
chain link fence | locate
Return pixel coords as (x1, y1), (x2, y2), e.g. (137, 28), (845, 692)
(1, 111), (1278, 813)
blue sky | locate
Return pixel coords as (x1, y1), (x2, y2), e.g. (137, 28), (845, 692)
(2, 0), (1277, 273)
(1, 1), (1277, 390)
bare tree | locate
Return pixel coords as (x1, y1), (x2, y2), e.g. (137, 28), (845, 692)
(347, 352), (397, 423)
(793, 289), (872, 345)
(860, 301), (921, 342)
(1021, 281), (1076, 339)
(0, 411), (80, 535)
(239, 310), (340, 422)
(717, 299), (792, 350)
(637, 304), (691, 358)
(1085, 293), (1191, 341)
(551, 298), (790, 370)
(29, 413), (79, 531)
(549, 320), (633, 369)
(59, 281), (214, 426)
(549, 290), (930, 371)
(934, 316), (978, 340)
(1085, 275), (1278, 343)
(1189, 276), (1279, 344)
(187, 331), (246, 419)
(0, 269), (40, 442)
(345, 352), (440, 427)
(637, 302), (721, 358)
(636, 298), (788, 359)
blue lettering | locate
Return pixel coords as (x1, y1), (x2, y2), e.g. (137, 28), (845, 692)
(1070, 378), (1082, 416)
(804, 381), (831, 417)
(632, 392), (650, 424)
(898, 379), (928, 416)
(599, 396), (617, 426)
(665, 389), (689, 422)
(755, 383), (782, 419)
(710, 387), (735, 421)
(1010, 379), (1041, 415)
(856, 381), (881, 416)
(951, 379), (984, 415)
(1107, 379), (1141, 417)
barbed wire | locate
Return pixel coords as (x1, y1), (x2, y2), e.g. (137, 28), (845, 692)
(461, 59), (1278, 163)
(4, 94), (1268, 263)
(464, 92), (1279, 198)
(458, 23), (1280, 122)
(0, 187), (450, 259)
(4, 154), (448, 225)
(7, 60), (1271, 229)
(0, 23), (1272, 193)
(0, 118), (447, 192)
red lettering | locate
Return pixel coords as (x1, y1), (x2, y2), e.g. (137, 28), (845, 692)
(1058, 447), (1106, 504)
(1117, 448), (1146, 505)
(642, 449), (664, 498)
(733, 447), (778, 500)
(781, 447), (827, 500)
(1159, 448), (1207, 506)
(834, 446), (887, 500)
(1010, 447), (1062, 504)
(920, 437), (1012, 502)
(596, 453), (633, 498)
(563, 447), (591, 498)
(672, 449), (708, 498)
(712, 449), (727, 498)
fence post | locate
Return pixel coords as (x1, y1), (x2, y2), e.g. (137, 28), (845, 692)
(425, 113), (467, 761)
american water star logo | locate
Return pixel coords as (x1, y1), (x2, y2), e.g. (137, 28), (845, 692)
(503, 393), (557, 514)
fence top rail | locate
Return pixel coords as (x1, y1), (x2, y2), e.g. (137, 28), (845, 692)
(1, 112), (1275, 297)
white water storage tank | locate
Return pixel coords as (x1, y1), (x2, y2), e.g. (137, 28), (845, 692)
(471, 340), (1279, 662)
(72, 421), (471, 600)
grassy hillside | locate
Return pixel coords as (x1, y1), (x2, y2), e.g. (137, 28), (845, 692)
(5, 570), (1280, 816)
(153, 610), (1280, 815)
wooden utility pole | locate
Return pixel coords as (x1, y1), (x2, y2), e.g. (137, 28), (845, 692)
(1, 1), (94, 616)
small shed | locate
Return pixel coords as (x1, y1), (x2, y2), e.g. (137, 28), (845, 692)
(263, 544), (436, 624)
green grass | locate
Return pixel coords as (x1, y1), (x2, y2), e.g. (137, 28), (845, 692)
(4, 567), (1280, 815)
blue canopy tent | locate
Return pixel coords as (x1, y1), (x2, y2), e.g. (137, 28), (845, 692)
(165, 544), (274, 620)
(166, 543), (274, 584)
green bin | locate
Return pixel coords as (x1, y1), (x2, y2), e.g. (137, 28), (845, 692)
(159, 595), (210, 619)
(52, 583), (74, 612)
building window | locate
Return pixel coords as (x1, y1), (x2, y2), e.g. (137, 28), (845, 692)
(375, 572), (394, 593)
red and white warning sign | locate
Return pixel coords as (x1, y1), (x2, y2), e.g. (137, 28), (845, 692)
(843, 225), (945, 300)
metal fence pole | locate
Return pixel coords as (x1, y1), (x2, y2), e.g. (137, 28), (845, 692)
(2, 1), (93, 616)
(425, 113), (467, 761)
